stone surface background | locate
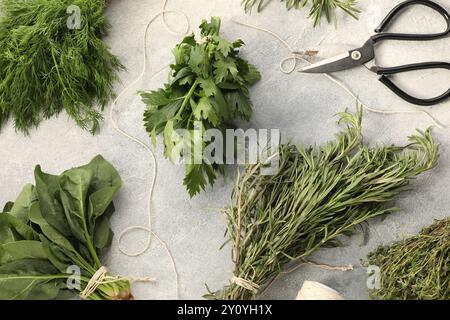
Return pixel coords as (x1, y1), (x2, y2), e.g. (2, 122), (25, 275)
(1, 0), (449, 299)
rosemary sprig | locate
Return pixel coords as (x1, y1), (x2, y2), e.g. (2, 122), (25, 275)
(367, 217), (449, 300)
(242, 0), (360, 26)
(207, 105), (439, 300)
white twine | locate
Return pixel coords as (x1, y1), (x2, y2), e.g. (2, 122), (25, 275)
(79, 266), (155, 299)
(79, 266), (108, 299)
(231, 276), (260, 294)
(231, 19), (445, 129)
(109, 0), (191, 300)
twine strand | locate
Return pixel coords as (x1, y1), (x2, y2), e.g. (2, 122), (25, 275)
(109, 0), (191, 300)
(79, 266), (156, 299)
(231, 19), (445, 129)
(231, 276), (260, 294)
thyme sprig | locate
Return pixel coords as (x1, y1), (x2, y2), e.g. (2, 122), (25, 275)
(367, 217), (449, 300)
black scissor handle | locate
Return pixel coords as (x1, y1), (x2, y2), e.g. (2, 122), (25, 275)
(375, 62), (450, 106)
(371, 0), (450, 43)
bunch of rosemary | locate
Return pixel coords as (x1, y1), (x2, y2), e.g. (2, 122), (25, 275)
(207, 106), (439, 300)
(241, 0), (360, 26)
(0, 0), (123, 134)
(367, 217), (449, 300)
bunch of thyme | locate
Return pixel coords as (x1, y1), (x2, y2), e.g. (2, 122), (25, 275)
(207, 106), (439, 300)
(367, 217), (449, 300)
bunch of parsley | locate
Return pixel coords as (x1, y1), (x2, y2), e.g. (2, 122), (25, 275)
(140, 17), (261, 197)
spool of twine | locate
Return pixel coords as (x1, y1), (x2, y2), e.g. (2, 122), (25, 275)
(296, 281), (344, 300)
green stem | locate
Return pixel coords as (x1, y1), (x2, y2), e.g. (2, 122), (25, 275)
(1, 274), (71, 281)
(176, 80), (199, 118)
(51, 48), (72, 99)
(77, 185), (102, 269)
(81, 216), (102, 268)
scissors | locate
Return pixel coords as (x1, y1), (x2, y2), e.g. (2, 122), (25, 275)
(299, 0), (450, 106)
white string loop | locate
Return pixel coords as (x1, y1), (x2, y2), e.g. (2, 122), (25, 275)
(109, 0), (191, 300)
(231, 19), (445, 129)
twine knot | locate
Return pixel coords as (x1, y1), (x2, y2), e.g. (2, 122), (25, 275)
(79, 266), (108, 299)
(280, 50), (319, 74)
(231, 276), (260, 294)
(79, 266), (156, 299)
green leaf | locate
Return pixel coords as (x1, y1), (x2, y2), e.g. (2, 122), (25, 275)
(139, 89), (173, 106)
(193, 97), (220, 126)
(184, 164), (218, 197)
(34, 166), (70, 236)
(8, 184), (35, 223)
(28, 203), (77, 258)
(93, 215), (114, 250)
(143, 100), (182, 135)
(58, 168), (93, 244)
(170, 67), (194, 86)
(2, 202), (14, 213)
(214, 57), (239, 83)
(224, 91), (253, 120)
(163, 119), (184, 162)
(189, 46), (209, 78)
(198, 78), (217, 97)
(0, 213), (37, 244)
(200, 17), (221, 37)
(81, 155), (122, 192)
(213, 35), (234, 57)
(0, 259), (68, 300)
(243, 63), (262, 85)
(0, 241), (47, 264)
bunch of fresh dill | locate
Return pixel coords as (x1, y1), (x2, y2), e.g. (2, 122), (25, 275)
(367, 217), (449, 300)
(207, 106), (439, 300)
(0, 0), (123, 134)
(242, 0), (360, 26)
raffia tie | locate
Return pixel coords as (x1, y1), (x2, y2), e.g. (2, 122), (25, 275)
(79, 266), (156, 299)
(231, 276), (260, 294)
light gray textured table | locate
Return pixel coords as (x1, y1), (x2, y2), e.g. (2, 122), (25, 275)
(1, 0), (449, 299)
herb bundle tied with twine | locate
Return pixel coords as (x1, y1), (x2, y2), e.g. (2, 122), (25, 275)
(206, 106), (439, 300)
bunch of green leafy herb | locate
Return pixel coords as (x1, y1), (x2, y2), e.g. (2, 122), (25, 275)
(0, 156), (133, 300)
(367, 217), (449, 300)
(140, 17), (261, 197)
(206, 106), (439, 300)
(0, 0), (123, 134)
(242, 0), (360, 26)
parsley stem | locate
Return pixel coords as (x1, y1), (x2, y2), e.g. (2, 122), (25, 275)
(176, 79), (199, 118)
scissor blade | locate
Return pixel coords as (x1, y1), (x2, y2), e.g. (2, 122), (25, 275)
(299, 40), (375, 74)
(299, 52), (353, 73)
